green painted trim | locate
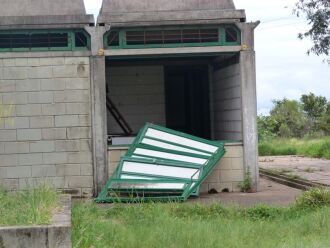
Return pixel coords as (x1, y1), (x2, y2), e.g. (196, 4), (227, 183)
(223, 25), (242, 46)
(142, 136), (213, 156)
(119, 172), (200, 182)
(104, 25), (241, 50)
(123, 156), (203, 169)
(0, 29), (90, 52)
(147, 123), (223, 147)
(117, 158), (203, 182)
(96, 178), (192, 203)
(130, 143), (211, 160)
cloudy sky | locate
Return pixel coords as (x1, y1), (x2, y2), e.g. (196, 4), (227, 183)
(83, 0), (330, 115)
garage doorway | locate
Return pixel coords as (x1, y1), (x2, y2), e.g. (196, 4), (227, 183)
(164, 65), (211, 139)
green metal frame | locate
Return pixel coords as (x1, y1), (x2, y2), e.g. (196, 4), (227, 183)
(96, 178), (193, 203)
(127, 123), (224, 196)
(96, 123), (226, 203)
(97, 155), (203, 201)
(0, 29), (91, 52)
(127, 123), (222, 155)
(104, 25), (241, 50)
(111, 156), (203, 183)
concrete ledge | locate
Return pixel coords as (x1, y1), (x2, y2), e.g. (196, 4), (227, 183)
(0, 195), (72, 248)
(0, 51), (91, 59)
(0, 15), (94, 28)
(105, 46), (241, 58)
(97, 10), (246, 26)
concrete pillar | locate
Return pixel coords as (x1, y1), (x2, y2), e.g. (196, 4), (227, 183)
(240, 51), (258, 189)
(86, 26), (110, 195)
(237, 22), (259, 189)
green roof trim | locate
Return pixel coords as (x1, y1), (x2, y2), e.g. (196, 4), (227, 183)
(0, 29), (91, 52)
(104, 25), (241, 50)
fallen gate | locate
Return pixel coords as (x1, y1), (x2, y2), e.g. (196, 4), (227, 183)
(96, 123), (226, 203)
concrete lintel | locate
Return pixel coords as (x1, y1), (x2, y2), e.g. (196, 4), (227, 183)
(240, 51), (259, 189)
(105, 46), (241, 57)
(0, 15), (94, 28)
(0, 51), (91, 59)
(102, 19), (243, 28)
(97, 9), (246, 25)
(0, 24), (93, 31)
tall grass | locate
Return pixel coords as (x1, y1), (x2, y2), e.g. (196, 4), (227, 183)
(72, 188), (330, 248)
(259, 137), (330, 159)
(0, 185), (58, 226)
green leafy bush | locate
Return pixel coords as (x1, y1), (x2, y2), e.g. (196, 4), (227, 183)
(239, 169), (253, 192)
(244, 205), (283, 221)
(294, 188), (330, 209)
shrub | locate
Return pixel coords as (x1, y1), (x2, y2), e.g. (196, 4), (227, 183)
(294, 188), (330, 209)
(258, 143), (273, 156)
(244, 205), (283, 221)
(239, 169), (253, 192)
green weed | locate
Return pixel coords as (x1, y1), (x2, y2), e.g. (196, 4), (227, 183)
(0, 185), (58, 226)
(259, 137), (330, 159)
(72, 187), (330, 248)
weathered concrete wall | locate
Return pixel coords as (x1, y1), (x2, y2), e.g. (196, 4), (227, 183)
(98, 0), (245, 26)
(101, 0), (236, 13)
(0, 0), (87, 16)
(106, 66), (166, 134)
(212, 63), (242, 141)
(0, 57), (93, 197)
(108, 143), (244, 193)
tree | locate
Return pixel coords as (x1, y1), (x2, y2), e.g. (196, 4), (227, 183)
(270, 99), (307, 137)
(301, 93), (328, 119)
(318, 102), (330, 134)
(294, 0), (330, 62)
(257, 115), (277, 141)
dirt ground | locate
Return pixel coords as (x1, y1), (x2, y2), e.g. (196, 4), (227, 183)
(190, 178), (302, 207)
(259, 156), (330, 186)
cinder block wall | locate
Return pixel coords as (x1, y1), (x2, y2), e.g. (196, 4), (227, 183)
(106, 66), (166, 134)
(107, 143), (244, 193)
(212, 63), (242, 141)
(0, 57), (93, 197)
(202, 143), (244, 193)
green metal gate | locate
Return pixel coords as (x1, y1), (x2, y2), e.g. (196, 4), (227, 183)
(96, 123), (226, 203)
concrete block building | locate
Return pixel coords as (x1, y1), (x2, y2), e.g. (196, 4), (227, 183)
(0, 0), (259, 196)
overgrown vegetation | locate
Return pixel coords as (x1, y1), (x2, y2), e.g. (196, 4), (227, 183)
(72, 188), (330, 248)
(0, 186), (59, 226)
(258, 93), (330, 159)
(239, 168), (254, 192)
(259, 137), (330, 159)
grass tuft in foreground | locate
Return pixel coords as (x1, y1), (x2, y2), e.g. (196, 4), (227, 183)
(72, 188), (330, 248)
(259, 137), (330, 159)
(0, 185), (59, 227)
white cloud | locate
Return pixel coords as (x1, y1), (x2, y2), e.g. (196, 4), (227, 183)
(83, 0), (330, 115)
(235, 0), (330, 115)
(84, 0), (102, 17)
